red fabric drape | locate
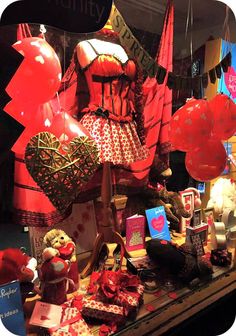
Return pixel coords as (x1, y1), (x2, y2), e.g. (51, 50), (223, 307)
(129, 0), (174, 180)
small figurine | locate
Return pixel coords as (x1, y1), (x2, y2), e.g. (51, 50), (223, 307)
(43, 229), (79, 287)
(38, 247), (74, 305)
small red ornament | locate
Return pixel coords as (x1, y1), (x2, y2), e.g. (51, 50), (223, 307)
(185, 139), (227, 181)
(169, 98), (213, 152)
(6, 37), (62, 107)
(168, 292), (178, 300)
(145, 304), (155, 312)
(209, 93), (236, 140)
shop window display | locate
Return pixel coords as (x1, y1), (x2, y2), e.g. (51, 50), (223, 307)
(0, 1), (236, 336)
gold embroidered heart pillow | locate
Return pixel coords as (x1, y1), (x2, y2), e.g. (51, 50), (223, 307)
(25, 132), (99, 212)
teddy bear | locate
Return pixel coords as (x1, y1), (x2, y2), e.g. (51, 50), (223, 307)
(38, 247), (72, 305)
(125, 185), (191, 231)
(207, 178), (236, 216)
(43, 229), (79, 287)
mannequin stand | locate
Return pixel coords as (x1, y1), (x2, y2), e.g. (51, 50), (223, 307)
(81, 162), (130, 279)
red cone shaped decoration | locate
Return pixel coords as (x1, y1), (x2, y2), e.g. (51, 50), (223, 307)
(50, 111), (91, 144)
(11, 102), (55, 154)
(6, 37), (62, 107)
(209, 93), (236, 140)
(185, 139), (227, 181)
(169, 98), (213, 152)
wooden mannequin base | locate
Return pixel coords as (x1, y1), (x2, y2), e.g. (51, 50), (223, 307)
(80, 227), (130, 279)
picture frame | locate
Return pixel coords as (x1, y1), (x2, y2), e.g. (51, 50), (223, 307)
(203, 207), (215, 227)
(179, 190), (195, 233)
(191, 209), (202, 227)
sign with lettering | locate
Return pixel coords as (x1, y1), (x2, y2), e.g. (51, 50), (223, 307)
(219, 40), (236, 103)
(0, 0), (112, 33)
(0, 281), (26, 336)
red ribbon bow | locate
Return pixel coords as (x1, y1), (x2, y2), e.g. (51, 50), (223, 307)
(98, 270), (141, 300)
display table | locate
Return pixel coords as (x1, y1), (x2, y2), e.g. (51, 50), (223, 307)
(112, 266), (236, 336)
(25, 241), (236, 336)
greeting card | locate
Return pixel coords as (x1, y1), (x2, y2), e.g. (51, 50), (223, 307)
(125, 214), (146, 251)
(29, 301), (63, 329)
(145, 206), (171, 241)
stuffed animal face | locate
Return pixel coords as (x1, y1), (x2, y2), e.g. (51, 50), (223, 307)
(43, 229), (71, 249)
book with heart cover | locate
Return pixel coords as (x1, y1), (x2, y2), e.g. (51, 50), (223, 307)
(125, 214), (146, 251)
(145, 206), (171, 241)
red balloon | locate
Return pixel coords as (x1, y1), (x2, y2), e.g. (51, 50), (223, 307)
(209, 93), (236, 140)
(6, 37), (62, 107)
(185, 139), (227, 181)
(169, 98), (213, 152)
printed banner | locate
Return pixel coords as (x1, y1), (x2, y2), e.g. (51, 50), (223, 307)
(0, 281), (26, 336)
(219, 40), (236, 101)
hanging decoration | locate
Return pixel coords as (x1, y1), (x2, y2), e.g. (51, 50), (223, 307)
(25, 131), (99, 212)
(6, 37), (62, 107)
(185, 139), (227, 182)
(209, 93), (236, 140)
(169, 97), (213, 152)
(111, 6), (232, 90)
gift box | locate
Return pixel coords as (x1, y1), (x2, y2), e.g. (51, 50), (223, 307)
(50, 306), (93, 336)
(114, 284), (144, 318)
(210, 249), (232, 267)
(186, 222), (208, 246)
(95, 270), (144, 318)
(81, 299), (125, 325)
(50, 307), (91, 336)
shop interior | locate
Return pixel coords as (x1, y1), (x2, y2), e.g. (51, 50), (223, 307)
(0, 0), (236, 335)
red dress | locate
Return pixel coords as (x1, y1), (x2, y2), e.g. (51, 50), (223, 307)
(76, 40), (149, 165)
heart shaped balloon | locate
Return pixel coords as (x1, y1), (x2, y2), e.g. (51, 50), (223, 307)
(209, 93), (236, 140)
(25, 132), (99, 212)
(169, 97), (213, 152)
(185, 139), (227, 181)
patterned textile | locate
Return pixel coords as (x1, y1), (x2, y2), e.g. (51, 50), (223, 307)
(81, 113), (148, 165)
(50, 307), (93, 336)
(81, 299), (125, 324)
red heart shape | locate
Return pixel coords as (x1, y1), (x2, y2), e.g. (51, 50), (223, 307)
(151, 215), (165, 232)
